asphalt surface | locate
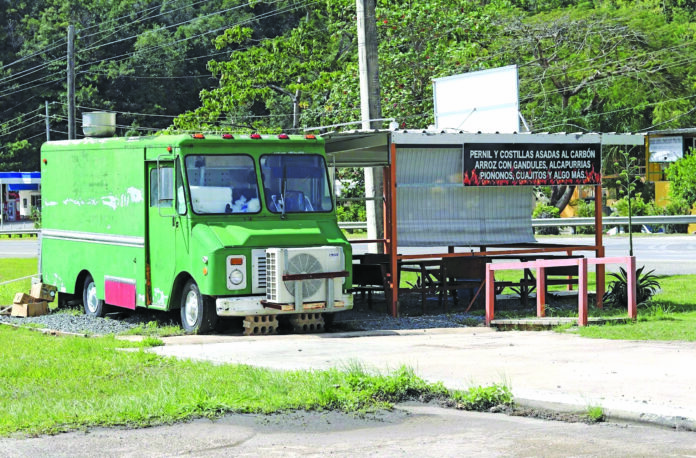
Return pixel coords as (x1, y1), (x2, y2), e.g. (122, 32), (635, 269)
(5, 234), (696, 274)
(354, 234), (696, 275)
(3, 403), (695, 457)
(150, 328), (696, 431)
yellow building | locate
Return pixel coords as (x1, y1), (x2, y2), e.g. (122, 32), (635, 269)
(645, 129), (696, 232)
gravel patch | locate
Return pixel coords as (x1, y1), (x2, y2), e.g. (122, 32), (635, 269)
(0, 291), (513, 336)
(0, 308), (177, 336)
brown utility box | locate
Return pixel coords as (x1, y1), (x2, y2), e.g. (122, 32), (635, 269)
(30, 283), (57, 302)
(11, 301), (49, 317)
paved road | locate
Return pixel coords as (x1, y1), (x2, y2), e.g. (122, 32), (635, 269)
(3, 403), (694, 457)
(0, 238), (39, 258)
(3, 234), (696, 274)
(354, 234), (696, 275)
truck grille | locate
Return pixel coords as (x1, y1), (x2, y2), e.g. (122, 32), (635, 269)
(252, 249), (267, 294)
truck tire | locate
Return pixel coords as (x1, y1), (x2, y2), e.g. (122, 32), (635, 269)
(180, 279), (217, 334)
(83, 274), (107, 317)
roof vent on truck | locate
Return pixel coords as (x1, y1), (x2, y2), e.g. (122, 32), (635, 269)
(82, 112), (116, 138)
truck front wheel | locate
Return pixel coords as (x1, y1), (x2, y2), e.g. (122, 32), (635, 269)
(180, 279), (217, 334)
(83, 274), (107, 317)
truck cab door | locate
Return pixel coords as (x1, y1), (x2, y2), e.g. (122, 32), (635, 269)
(147, 161), (179, 308)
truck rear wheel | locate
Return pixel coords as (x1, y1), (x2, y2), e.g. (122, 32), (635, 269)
(180, 279), (217, 334)
(83, 274), (107, 317)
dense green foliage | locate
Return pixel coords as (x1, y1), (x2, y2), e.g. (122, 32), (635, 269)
(3, 0), (696, 173)
(0, 0), (304, 169)
(603, 265), (661, 308)
(665, 148), (696, 206)
(532, 202), (560, 234)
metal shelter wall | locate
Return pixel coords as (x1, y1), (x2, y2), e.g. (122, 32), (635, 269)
(396, 147), (535, 246)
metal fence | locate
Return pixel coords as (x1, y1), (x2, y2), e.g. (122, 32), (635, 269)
(339, 215), (696, 230)
(2, 215), (695, 236)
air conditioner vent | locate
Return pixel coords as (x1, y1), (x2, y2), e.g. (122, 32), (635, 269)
(265, 246), (343, 304)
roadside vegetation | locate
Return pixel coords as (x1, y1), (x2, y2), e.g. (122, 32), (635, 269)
(0, 258), (38, 306)
(586, 406), (605, 423)
(572, 274), (696, 341)
(0, 326), (513, 437)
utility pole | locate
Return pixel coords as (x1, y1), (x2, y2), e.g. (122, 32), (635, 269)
(45, 101), (51, 142)
(356, 0), (384, 252)
(67, 25), (76, 140)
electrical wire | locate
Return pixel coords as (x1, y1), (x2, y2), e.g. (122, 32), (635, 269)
(0, 75), (64, 99)
(76, 0), (317, 71)
(0, 118), (45, 137)
(80, 0), (287, 54)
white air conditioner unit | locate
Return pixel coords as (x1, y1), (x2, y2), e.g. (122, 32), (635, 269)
(266, 246), (344, 304)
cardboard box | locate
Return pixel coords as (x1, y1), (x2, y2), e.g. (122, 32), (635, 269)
(11, 301), (49, 317)
(13, 292), (35, 305)
(30, 283), (57, 302)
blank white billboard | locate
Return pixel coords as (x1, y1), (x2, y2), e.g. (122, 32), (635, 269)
(433, 65), (519, 133)
(648, 136), (683, 163)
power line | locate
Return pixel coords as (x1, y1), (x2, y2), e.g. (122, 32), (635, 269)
(79, 0), (213, 39)
(76, 1), (317, 71)
(533, 93), (696, 131)
(81, 71), (216, 80)
(0, 73), (64, 99)
(0, 78), (63, 99)
(0, 118), (45, 138)
(0, 57), (64, 87)
(0, 41), (67, 70)
(0, 95), (41, 116)
(80, 0), (286, 54)
(0, 108), (42, 127)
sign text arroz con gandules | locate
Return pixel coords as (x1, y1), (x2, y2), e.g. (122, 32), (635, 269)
(462, 143), (601, 186)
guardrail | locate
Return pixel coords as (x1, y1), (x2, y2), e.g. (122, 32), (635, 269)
(2, 215), (694, 236)
(0, 229), (39, 237)
(339, 215), (696, 230)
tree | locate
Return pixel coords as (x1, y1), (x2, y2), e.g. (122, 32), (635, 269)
(493, 4), (693, 210)
(665, 149), (696, 206)
(0, 0), (257, 167)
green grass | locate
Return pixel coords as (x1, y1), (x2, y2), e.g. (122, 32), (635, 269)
(120, 320), (186, 337)
(0, 258), (38, 305)
(586, 405), (605, 423)
(450, 384), (513, 411)
(0, 234), (37, 240)
(570, 274), (696, 341)
(0, 326), (512, 437)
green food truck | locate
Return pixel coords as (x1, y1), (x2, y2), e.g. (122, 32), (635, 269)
(40, 133), (353, 334)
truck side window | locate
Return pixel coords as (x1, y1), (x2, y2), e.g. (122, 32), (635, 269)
(150, 166), (174, 208)
(176, 161), (186, 215)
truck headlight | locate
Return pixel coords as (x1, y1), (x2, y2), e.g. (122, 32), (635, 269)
(226, 255), (247, 290)
(229, 269), (244, 285)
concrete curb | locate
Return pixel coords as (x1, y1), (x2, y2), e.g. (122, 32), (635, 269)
(515, 397), (696, 432)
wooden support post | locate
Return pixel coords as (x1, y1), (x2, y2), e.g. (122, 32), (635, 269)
(388, 142), (399, 317)
(595, 184), (605, 308)
(485, 265), (495, 325)
(536, 266), (546, 318)
(627, 255), (637, 320)
(578, 258), (588, 326)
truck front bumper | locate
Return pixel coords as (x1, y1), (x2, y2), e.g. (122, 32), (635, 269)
(215, 293), (353, 317)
